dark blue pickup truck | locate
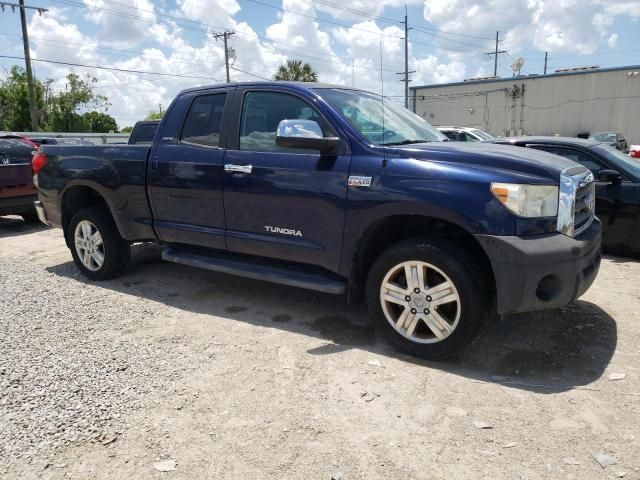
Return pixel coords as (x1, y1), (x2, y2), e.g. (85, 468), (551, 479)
(33, 82), (602, 359)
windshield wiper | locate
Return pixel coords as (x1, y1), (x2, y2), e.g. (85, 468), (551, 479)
(382, 139), (431, 146)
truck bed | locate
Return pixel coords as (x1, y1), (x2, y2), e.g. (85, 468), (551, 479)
(37, 144), (155, 240)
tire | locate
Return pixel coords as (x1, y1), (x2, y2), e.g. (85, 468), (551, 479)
(21, 210), (40, 223)
(67, 206), (131, 280)
(366, 238), (489, 360)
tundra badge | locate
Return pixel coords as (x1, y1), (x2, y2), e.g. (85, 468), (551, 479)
(348, 176), (372, 187)
(265, 226), (303, 237)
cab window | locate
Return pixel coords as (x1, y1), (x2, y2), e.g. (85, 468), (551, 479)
(181, 93), (227, 147)
(239, 91), (335, 152)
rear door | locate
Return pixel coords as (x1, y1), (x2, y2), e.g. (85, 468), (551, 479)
(147, 88), (231, 250)
(221, 87), (351, 272)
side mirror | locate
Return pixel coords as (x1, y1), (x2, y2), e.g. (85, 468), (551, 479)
(275, 119), (341, 155)
(598, 169), (622, 185)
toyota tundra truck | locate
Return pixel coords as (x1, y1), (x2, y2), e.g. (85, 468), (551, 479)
(32, 82), (602, 359)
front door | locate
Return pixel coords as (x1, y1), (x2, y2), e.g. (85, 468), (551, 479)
(222, 89), (350, 272)
(148, 91), (229, 250)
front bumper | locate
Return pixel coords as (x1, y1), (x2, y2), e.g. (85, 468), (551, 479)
(475, 218), (602, 314)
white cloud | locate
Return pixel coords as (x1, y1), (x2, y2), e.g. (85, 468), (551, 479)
(608, 33), (619, 48)
(82, 0), (161, 48)
(423, 0), (638, 56)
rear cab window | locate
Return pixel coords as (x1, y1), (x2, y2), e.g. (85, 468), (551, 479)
(181, 93), (228, 147)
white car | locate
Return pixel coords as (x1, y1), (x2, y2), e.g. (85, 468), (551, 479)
(436, 126), (495, 142)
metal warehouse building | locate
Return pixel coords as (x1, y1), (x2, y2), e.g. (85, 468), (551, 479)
(410, 65), (640, 144)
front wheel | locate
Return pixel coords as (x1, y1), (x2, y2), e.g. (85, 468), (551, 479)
(67, 206), (131, 280)
(366, 238), (489, 360)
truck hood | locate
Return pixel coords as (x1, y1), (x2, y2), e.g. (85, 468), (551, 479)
(389, 141), (579, 180)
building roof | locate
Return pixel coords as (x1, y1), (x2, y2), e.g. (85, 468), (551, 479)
(410, 64), (640, 91)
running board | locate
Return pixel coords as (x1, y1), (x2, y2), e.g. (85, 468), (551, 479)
(161, 247), (347, 295)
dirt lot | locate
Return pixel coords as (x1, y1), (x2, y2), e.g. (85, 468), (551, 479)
(1, 216), (639, 479)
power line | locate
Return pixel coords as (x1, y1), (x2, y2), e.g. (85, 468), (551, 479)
(0, 55), (223, 81)
(484, 31), (507, 77)
(50, 0), (406, 72)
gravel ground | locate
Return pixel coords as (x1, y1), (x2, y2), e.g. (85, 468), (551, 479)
(1, 216), (639, 479)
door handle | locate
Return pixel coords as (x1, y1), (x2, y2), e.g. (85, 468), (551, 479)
(224, 164), (253, 174)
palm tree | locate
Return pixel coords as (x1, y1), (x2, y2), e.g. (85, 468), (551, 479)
(274, 60), (318, 82)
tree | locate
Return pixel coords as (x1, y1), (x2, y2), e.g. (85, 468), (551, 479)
(145, 110), (164, 120)
(82, 111), (118, 133)
(0, 66), (45, 131)
(120, 126), (133, 133)
(47, 73), (110, 132)
(274, 60), (318, 82)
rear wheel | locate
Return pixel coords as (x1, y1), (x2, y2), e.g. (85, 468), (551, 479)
(67, 206), (130, 280)
(366, 238), (489, 359)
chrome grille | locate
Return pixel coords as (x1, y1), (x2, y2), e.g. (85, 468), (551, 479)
(558, 168), (595, 237)
(574, 179), (594, 235)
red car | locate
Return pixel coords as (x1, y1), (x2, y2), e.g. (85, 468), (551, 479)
(0, 135), (39, 222)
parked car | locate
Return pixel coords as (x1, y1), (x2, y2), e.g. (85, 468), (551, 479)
(33, 82), (601, 359)
(630, 145), (640, 159)
(0, 132), (38, 149)
(128, 120), (160, 145)
(493, 136), (640, 256)
(436, 126), (494, 142)
(589, 132), (629, 153)
(0, 137), (39, 222)
(31, 137), (94, 146)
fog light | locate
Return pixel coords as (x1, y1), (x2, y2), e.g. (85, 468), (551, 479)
(536, 275), (560, 301)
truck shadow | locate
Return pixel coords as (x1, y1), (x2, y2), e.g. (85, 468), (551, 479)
(46, 248), (617, 394)
(0, 216), (49, 238)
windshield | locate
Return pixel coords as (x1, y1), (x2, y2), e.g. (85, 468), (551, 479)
(592, 144), (640, 180)
(470, 129), (494, 140)
(316, 88), (446, 145)
(591, 133), (617, 142)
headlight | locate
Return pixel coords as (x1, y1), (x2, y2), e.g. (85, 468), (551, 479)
(490, 183), (559, 218)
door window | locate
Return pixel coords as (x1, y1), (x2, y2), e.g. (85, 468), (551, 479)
(239, 91), (334, 152)
(533, 146), (607, 176)
(181, 93), (227, 147)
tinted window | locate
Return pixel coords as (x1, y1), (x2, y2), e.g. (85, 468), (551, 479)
(181, 93), (227, 147)
(592, 145), (640, 180)
(534, 146), (606, 175)
(134, 124), (158, 143)
(239, 91), (334, 152)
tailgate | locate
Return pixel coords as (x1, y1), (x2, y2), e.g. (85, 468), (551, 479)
(0, 139), (34, 189)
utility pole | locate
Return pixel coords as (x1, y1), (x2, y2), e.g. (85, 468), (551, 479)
(212, 30), (235, 83)
(396, 6), (415, 109)
(1, 1), (47, 131)
(544, 51), (548, 75)
(484, 31), (507, 77)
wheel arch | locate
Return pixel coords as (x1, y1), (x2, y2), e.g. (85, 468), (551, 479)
(60, 184), (121, 247)
(347, 214), (496, 304)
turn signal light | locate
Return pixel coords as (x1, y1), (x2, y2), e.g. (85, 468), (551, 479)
(32, 152), (46, 174)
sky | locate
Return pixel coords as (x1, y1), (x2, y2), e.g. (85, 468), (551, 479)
(1, 0), (639, 128)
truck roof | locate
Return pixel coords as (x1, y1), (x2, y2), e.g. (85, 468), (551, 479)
(177, 81), (367, 96)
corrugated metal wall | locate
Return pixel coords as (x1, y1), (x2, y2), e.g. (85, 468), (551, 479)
(412, 67), (640, 144)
